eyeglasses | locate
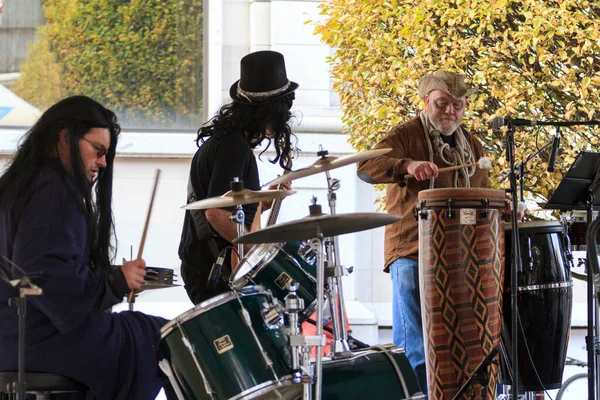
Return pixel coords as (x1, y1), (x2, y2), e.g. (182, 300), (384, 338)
(434, 99), (466, 112)
(80, 137), (108, 159)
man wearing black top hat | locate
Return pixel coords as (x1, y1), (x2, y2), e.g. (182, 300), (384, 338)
(178, 50), (299, 304)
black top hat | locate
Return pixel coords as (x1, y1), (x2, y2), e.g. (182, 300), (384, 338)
(229, 50), (299, 104)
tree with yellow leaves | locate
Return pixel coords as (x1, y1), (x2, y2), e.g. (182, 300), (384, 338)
(313, 0), (600, 210)
(15, 0), (203, 128)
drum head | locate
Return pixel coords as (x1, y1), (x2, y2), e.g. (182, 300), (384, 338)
(418, 187), (506, 202)
(230, 244), (281, 287)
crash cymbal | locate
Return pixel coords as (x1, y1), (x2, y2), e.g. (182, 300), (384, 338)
(233, 212), (402, 244)
(262, 148), (392, 187)
(182, 189), (296, 210)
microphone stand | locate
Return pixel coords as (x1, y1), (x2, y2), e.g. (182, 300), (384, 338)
(505, 121), (523, 396)
(501, 124), (562, 397)
(0, 258), (43, 400)
(453, 346), (500, 400)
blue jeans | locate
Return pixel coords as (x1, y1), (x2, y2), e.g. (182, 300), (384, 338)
(389, 258), (427, 395)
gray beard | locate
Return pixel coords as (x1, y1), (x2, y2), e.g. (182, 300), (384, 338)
(431, 118), (461, 136)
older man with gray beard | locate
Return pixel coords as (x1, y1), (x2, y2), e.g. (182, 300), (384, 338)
(357, 70), (491, 395)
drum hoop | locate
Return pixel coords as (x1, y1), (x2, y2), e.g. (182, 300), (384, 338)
(159, 285), (269, 337)
(417, 188), (506, 202)
(230, 243), (283, 286)
(321, 345), (404, 366)
(505, 220), (564, 231)
(229, 376), (298, 400)
(507, 280), (573, 292)
(417, 199), (507, 210)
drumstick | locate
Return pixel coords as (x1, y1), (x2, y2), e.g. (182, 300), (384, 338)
(403, 157), (491, 180)
(128, 169), (162, 306)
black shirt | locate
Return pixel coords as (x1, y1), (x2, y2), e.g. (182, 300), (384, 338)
(179, 131), (260, 304)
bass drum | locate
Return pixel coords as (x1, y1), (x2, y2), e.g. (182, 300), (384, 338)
(500, 221), (573, 391)
(319, 345), (425, 399)
(157, 286), (301, 400)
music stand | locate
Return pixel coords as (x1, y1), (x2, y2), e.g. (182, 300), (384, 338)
(545, 151), (600, 211)
(545, 151), (600, 400)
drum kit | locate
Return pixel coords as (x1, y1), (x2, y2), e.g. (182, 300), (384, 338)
(156, 147), (426, 400)
(152, 142), (600, 400)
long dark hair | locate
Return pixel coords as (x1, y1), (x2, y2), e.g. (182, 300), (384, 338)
(197, 93), (297, 170)
(0, 95), (120, 272)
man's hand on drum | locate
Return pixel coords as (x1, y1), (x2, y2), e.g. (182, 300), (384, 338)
(261, 178), (292, 211)
(406, 161), (439, 181)
(121, 258), (147, 291)
(506, 200), (526, 222)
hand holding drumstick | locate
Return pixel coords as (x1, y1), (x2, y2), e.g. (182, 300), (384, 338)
(403, 157), (492, 180)
(127, 169), (161, 309)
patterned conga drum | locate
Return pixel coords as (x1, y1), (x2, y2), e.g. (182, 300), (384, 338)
(417, 188), (506, 399)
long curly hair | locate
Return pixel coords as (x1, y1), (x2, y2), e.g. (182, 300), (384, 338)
(0, 95), (120, 272)
(196, 93), (298, 170)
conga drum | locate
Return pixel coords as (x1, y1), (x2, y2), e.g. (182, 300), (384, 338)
(417, 188), (506, 399)
(499, 221), (573, 390)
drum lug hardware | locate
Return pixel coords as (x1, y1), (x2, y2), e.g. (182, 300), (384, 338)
(481, 199), (489, 218)
(417, 201), (427, 220)
(447, 199), (454, 219)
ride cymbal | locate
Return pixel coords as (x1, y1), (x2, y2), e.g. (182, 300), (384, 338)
(262, 148), (392, 187)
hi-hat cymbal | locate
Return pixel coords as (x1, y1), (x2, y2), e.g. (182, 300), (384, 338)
(233, 212), (402, 244)
(262, 148), (392, 187)
(182, 189), (297, 210)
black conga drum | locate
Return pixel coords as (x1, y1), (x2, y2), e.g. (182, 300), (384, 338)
(500, 221), (573, 391)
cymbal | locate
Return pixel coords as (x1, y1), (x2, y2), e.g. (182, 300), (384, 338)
(182, 189), (296, 210)
(262, 148), (392, 187)
(233, 212), (402, 244)
(140, 282), (181, 291)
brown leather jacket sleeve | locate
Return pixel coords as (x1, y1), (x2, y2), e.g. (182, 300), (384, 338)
(357, 122), (417, 185)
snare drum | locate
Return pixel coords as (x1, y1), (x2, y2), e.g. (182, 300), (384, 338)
(157, 286), (301, 400)
(499, 221), (573, 391)
(417, 188), (506, 399)
(320, 345), (425, 399)
(230, 241), (318, 320)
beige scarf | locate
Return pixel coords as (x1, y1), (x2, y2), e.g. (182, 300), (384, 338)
(419, 110), (476, 189)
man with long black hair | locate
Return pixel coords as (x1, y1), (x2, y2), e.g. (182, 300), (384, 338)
(0, 96), (174, 399)
(179, 50), (298, 304)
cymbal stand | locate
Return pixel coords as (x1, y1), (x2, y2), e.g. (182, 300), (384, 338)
(287, 224), (327, 399)
(322, 164), (351, 357)
(284, 282), (316, 399)
(230, 178), (246, 260)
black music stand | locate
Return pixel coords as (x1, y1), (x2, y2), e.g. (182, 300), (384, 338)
(545, 151), (600, 400)
(545, 151), (600, 211)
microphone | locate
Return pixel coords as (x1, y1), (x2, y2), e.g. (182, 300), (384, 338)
(492, 117), (536, 129)
(547, 128), (561, 172)
(207, 247), (229, 289)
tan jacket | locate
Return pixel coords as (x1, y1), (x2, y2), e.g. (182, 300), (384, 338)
(357, 116), (491, 271)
